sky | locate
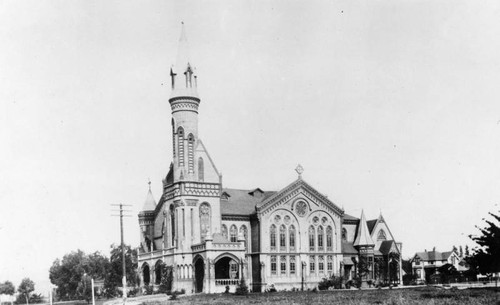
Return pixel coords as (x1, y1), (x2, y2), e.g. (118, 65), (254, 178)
(1, 0), (500, 294)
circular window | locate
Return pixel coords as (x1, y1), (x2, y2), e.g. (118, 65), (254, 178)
(274, 215), (281, 223)
(284, 215), (291, 224)
(313, 216), (320, 225)
(295, 201), (308, 217)
(321, 217), (328, 225)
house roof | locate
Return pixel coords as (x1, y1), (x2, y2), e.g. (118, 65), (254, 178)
(414, 250), (454, 262)
(343, 214), (359, 221)
(367, 219), (377, 233)
(342, 242), (359, 254)
(379, 240), (396, 255)
(220, 188), (275, 216)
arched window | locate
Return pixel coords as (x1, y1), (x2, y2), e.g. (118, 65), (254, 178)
(187, 133), (195, 173)
(240, 225), (248, 251)
(326, 226), (333, 251)
(342, 228), (347, 242)
(309, 226), (315, 251)
(318, 226), (324, 251)
(270, 225), (277, 251)
(177, 127), (184, 167)
(289, 225), (296, 252)
(221, 224), (228, 239)
(198, 157), (204, 182)
(170, 205), (176, 247)
(377, 229), (387, 241)
(199, 203), (210, 241)
(230, 225), (238, 242)
(279, 225), (286, 251)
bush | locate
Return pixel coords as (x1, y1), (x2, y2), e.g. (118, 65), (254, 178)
(235, 277), (249, 295)
(143, 285), (154, 295)
(169, 291), (178, 301)
(318, 275), (343, 290)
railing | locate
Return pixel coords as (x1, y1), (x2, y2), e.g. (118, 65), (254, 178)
(191, 243), (206, 252)
(215, 279), (240, 286)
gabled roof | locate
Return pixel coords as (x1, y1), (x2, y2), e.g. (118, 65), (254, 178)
(257, 178), (343, 215)
(379, 240), (397, 255)
(353, 210), (375, 247)
(367, 219), (378, 233)
(220, 188), (275, 216)
(413, 250), (455, 262)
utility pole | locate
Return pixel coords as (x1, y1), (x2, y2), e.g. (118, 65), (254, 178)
(111, 204), (132, 305)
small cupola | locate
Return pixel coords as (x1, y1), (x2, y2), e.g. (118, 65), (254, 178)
(142, 181), (157, 211)
(248, 188), (264, 198)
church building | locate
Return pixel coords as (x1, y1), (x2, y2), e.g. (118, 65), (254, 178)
(137, 24), (403, 294)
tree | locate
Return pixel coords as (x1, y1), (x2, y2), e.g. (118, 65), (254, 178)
(17, 278), (35, 305)
(459, 245), (464, 258)
(158, 264), (173, 294)
(76, 275), (92, 304)
(437, 263), (458, 283)
(0, 281), (15, 295)
(49, 250), (109, 300)
(103, 244), (138, 298)
(465, 245), (470, 257)
(452, 245), (458, 254)
(469, 211), (500, 276)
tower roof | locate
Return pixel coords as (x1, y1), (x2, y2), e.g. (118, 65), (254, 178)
(353, 210), (375, 247)
(142, 182), (156, 211)
(170, 22), (198, 99)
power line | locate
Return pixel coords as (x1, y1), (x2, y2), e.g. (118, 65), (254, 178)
(111, 203), (133, 305)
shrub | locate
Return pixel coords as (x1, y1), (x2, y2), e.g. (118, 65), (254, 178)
(235, 277), (249, 295)
(143, 285), (153, 295)
(318, 275), (343, 290)
(169, 291), (178, 301)
(224, 286), (230, 294)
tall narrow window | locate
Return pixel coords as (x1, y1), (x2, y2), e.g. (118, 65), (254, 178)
(279, 225), (286, 251)
(270, 225), (277, 251)
(309, 255), (315, 273)
(290, 256), (296, 274)
(187, 133), (195, 173)
(289, 225), (296, 252)
(326, 226), (333, 251)
(198, 157), (204, 182)
(230, 225), (238, 242)
(318, 255), (324, 273)
(280, 256), (287, 275)
(309, 226), (315, 252)
(240, 225), (248, 251)
(318, 226), (324, 251)
(182, 209), (185, 237)
(171, 119), (176, 158)
(271, 255), (277, 275)
(199, 203), (210, 241)
(177, 127), (185, 167)
(327, 255), (333, 273)
(170, 205), (175, 247)
(221, 224), (228, 239)
(342, 228), (347, 242)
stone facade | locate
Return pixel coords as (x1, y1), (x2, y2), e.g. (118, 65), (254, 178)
(136, 25), (403, 294)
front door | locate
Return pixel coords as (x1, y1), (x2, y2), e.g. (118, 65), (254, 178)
(195, 259), (204, 293)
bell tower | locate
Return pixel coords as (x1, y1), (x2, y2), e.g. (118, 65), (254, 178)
(169, 22), (200, 182)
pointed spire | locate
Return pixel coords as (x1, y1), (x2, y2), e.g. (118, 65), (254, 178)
(142, 180), (157, 211)
(171, 22), (198, 98)
(353, 210), (375, 247)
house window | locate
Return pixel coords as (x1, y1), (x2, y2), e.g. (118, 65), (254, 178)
(289, 225), (296, 252)
(280, 225), (286, 251)
(271, 255), (277, 275)
(229, 260), (238, 279)
(221, 224), (228, 239)
(270, 225), (277, 251)
(326, 226), (333, 251)
(309, 226), (315, 251)
(290, 256), (296, 274)
(318, 255), (324, 273)
(280, 256), (287, 275)
(170, 205), (176, 247)
(342, 228), (347, 242)
(318, 226), (324, 251)
(327, 255), (333, 272)
(415, 258), (420, 265)
(230, 225), (238, 242)
(309, 255), (315, 273)
(377, 229), (387, 241)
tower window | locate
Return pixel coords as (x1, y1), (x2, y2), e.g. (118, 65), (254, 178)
(326, 226), (333, 251)
(289, 225), (296, 252)
(188, 133), (195, 173)
(177, 127), (185, 167)
(309, 226), (315, 252)
(318, 226), (324, 251)
(279, 225), (286, 251)
(170, 205), (176, 247)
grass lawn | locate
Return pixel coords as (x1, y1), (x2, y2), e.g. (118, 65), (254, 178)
(140, 287), (499, 305)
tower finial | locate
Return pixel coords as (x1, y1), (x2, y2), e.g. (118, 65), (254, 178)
(295, 164), (304, 179)
(148, 178), (151, 190)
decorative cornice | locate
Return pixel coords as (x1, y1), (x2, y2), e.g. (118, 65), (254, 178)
(221, 215), (251, 221)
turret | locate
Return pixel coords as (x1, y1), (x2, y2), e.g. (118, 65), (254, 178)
(169, 22), (201, 182)
(138, 181), (156, 252)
